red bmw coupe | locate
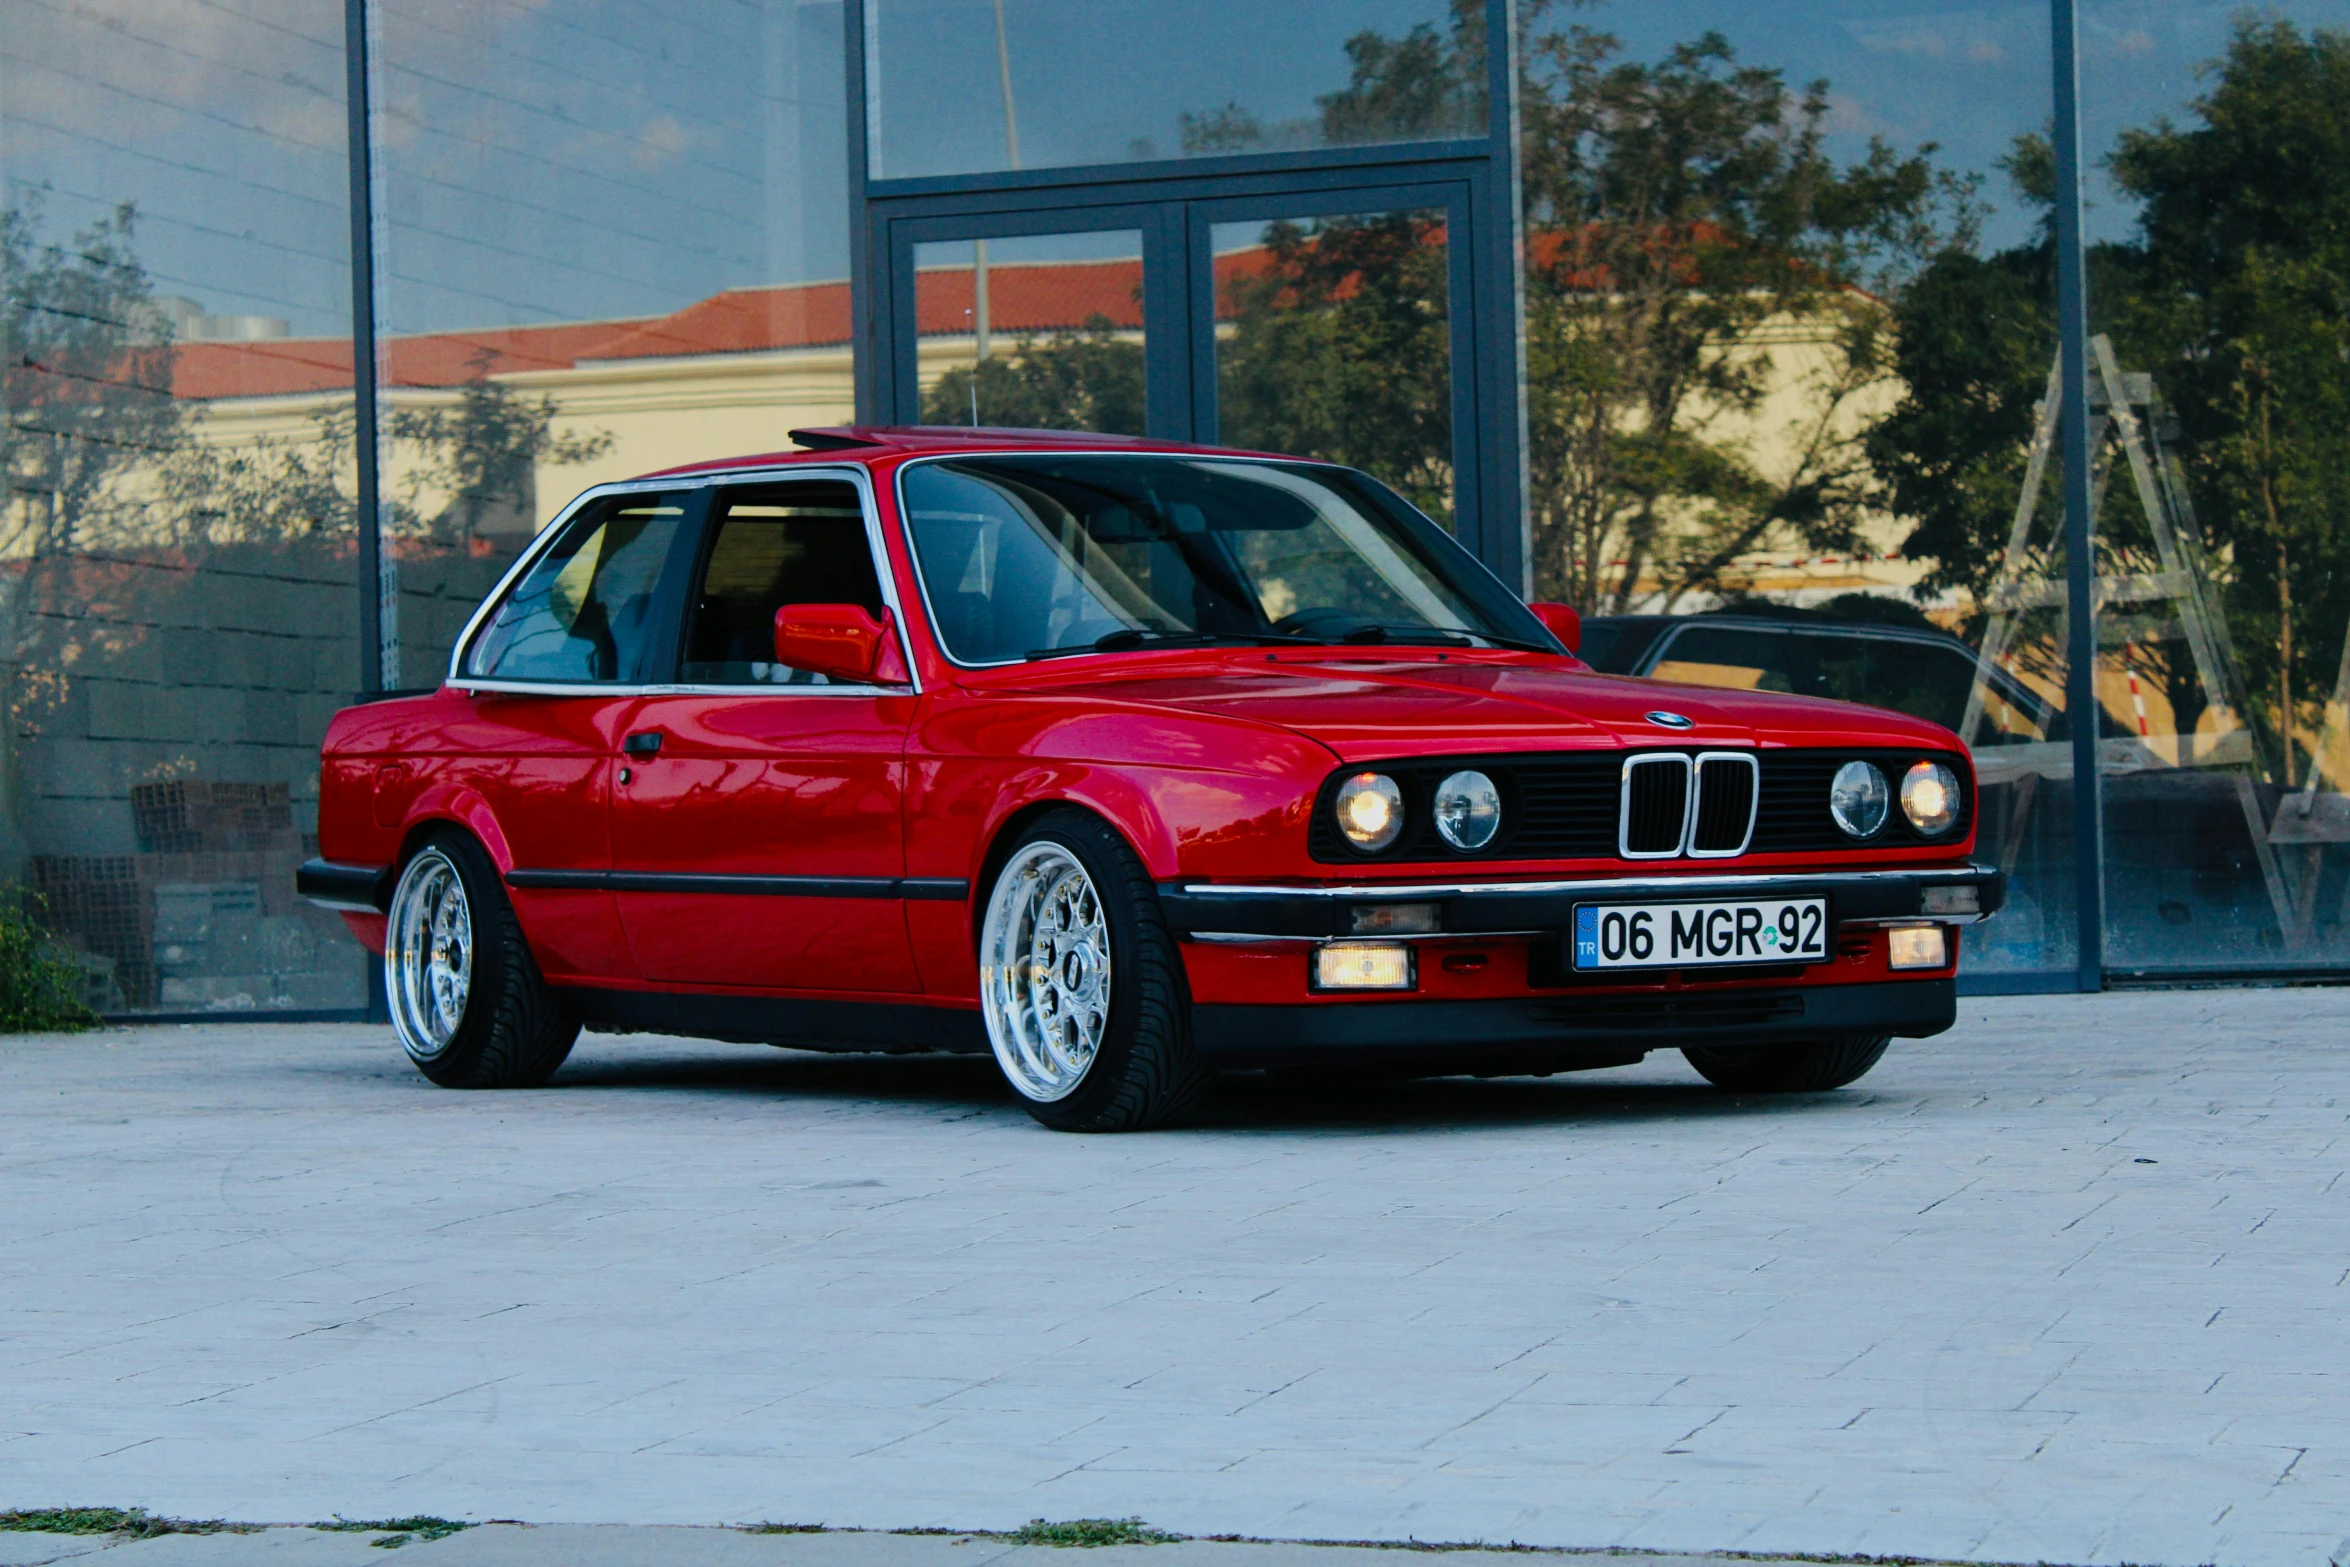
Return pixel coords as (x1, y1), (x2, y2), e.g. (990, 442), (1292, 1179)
(300, 428), (2000, 1130)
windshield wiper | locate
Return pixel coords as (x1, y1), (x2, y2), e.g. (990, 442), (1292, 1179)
(1326, 623), (1557, 654)
(1025, 628), (1317, 661)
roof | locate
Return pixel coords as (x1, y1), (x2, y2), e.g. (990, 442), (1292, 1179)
(166, 250), (1273, 403)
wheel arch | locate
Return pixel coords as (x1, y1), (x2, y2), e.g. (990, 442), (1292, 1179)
(969, 797), (1153, 953)
(393, 785), (515, 877)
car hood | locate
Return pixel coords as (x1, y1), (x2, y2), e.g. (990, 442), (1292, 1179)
(991, 655), (1959, 762)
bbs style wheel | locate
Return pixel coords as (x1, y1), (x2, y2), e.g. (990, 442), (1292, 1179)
(978, 810), (1210, 1131)
(1682, 1034), (1891, 1094)
(385, 829), (578, 1089)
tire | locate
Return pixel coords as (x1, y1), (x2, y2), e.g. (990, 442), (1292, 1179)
(1682, 1034), (1891, 1093)
(977, 809), (1210, 1131)
(384, 828), (579, 1089)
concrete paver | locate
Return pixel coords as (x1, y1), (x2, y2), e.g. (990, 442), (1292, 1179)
(3, 993), (2347, 1566)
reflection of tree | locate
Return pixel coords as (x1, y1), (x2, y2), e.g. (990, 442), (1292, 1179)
(1217, 215), (1454, 525)
(1892, 19), (2350, 771)
(1, 199), (183, 557)
(1178, 1), (1972, 606)
(920, 315), (1144, 437)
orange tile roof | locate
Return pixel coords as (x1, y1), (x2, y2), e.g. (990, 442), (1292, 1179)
(163, 248), (1299, 402)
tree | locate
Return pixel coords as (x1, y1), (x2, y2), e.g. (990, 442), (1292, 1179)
(2104, 18), (2350, 772)
(389, 356), (612, 545)
(919, 316), (1144, 437)
(1216, 214), (1455, 524)
(1519, 18), (1972, 611)
(1887, 19), (2350, 771)
(1173, 3), (1973, 606)
(0, 197), (183, 557)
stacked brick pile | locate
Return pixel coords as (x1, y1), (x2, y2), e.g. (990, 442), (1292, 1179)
(35, 781), (359, 1012)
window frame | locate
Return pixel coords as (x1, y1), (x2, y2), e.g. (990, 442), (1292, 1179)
(448, 463), (919, 697)
(890, 447), (1541, 670)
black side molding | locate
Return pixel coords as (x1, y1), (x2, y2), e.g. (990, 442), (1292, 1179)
(507, 869), (970, 901)
(297, 859), (392, 913)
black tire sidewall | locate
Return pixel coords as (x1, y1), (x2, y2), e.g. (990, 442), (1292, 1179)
(399, 828), (569, 1089)
(1683, 1034), (1890, 1093)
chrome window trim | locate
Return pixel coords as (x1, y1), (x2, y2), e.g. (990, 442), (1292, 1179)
(1687, 750), (1760, 859)
(444, 462), (920, 697)
(890, 448), (1428, 671)
(1617, 752), (1694, 860)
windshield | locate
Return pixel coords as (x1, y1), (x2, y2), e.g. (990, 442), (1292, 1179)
(898, 454), (1553, 663)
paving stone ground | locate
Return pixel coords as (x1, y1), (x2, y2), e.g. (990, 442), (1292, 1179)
(3, 992), (2346, 1567)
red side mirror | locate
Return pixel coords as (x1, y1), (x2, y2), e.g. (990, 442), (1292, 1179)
(1527, 601), (1581, 653)
(774, 603), (911, 686)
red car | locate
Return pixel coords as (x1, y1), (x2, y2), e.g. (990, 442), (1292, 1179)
(301, 429), (2000, 1131)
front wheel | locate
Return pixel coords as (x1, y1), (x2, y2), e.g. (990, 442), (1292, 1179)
(385, 830), (578, 1088)
(978, 811), (1209, 1131)
(1682, 1034), (1890, 1093)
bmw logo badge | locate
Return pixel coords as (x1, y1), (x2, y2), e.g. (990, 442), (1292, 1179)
(1645, 710), (1696, 730)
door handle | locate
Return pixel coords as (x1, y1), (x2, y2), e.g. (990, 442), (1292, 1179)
(623, 731), (664, 757)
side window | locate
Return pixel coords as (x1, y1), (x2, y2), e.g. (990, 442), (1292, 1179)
(465, 493), (689, 682)
(682, 481), (883, 684)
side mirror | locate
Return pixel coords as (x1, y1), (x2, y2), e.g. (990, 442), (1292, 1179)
(1527, 601), (1581, 654)
(774, 603), (911, 686)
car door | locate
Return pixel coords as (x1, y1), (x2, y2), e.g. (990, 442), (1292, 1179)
(608, 473), (921, 993)
(448, 486), (701, 983)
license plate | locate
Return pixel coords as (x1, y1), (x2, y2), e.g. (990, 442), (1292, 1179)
(1572, 897), (1828, 970)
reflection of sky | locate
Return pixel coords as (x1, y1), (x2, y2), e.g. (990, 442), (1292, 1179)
(4, 0), (2344, 337)
(866, 0), (1472, 179)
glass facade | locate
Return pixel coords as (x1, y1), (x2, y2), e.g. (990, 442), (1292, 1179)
(911, 232), (1147, 433)
(4, 0), (2339, 1006)
(1212, 211), (1453, 527)
(372, 0), (854, 689)
(1521, 0), (2078, 981)
(2, 0), (366, 1012)
(862, 0), (1486, 179)
(2077, 1), (2350, 975)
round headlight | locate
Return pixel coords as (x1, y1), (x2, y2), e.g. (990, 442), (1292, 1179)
(1334, 772), (1405, 852)
(1901, 760), (1961, 835)
(1433, 769), (1501, 851)
(1829, 760), (1889, 839)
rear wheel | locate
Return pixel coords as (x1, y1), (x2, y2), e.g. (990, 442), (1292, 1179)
(978, 811), (1209, 1131)
(385, 830), (578, 1088)
(1682, 1034), (1890, 1093)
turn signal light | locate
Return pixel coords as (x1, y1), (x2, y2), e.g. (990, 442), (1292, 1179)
(1314, 942), (1415, 991)
(1886, 925), (1950, 970)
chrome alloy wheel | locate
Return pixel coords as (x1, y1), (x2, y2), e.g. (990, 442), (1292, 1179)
(386, 847), (474, 1062)
(980, 842), (1113, 1102)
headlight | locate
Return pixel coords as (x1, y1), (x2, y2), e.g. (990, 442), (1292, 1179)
(1829, 760), (1889, 838)
(1334, 772), (1405, 852)
(1432, 769), (1501, 851)
(1901, 760), (1961, 835)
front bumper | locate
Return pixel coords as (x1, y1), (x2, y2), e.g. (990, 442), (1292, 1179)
(1156, 863), (2004, 940)
(1195, 978), (1955, 1065)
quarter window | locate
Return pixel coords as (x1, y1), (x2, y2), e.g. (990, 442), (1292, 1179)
(465, 493), (689, 682)
(681, 482), (884, 684)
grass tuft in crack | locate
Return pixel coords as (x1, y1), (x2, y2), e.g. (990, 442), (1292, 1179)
(1, 1508), (251, 1538)
(315, 1516), (473, 1549)
(1014, 1518), (1181, 1548)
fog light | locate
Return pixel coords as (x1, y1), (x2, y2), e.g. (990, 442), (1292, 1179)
(1886, 925), (1949, 970)
(1314, 942), (1415, 991)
